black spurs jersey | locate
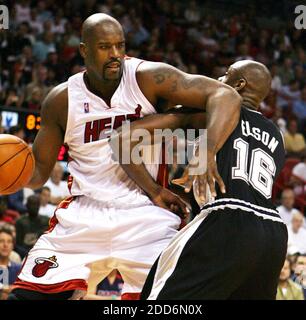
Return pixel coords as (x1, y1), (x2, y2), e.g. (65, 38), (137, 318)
(216, 106), (285, 210)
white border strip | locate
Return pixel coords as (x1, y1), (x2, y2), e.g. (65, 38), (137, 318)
(202, 198), (279, 215)
(200, 202), (284, 223)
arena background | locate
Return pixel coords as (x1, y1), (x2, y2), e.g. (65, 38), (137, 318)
(0, 0), (305, 300)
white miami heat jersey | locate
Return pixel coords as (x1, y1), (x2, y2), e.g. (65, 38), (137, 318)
(65, 57), (163, 207)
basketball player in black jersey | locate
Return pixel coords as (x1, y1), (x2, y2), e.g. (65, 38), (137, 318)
(114, 60), (288, 299)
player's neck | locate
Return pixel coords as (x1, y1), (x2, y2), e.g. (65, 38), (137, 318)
(242, 100), (258, 111)
(84, 72), (120, 102)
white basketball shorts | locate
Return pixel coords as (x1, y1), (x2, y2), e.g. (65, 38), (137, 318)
(14, 196), (181, 295)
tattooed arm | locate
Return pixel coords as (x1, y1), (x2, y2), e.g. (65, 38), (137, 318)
(136, 62), (241, 154)
(134, 62), (242, 198)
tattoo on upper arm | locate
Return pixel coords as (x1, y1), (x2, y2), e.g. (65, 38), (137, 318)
(180, 77), (203, 90)
(171, 80), (178, 92)
(152, 69), (175, 84)
(152, 68), (204, 93)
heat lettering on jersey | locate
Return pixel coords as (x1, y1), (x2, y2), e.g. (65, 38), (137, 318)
(241, 120), (279, 153)
(84, 105), (142, 143)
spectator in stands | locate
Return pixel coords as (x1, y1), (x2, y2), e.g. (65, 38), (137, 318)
(277, 189), (301, 226)
(28, 8), (43, 35)
(45, 51), (65, 82)
(17, 45), (35, 84)
(278, 58), (295, 86)
(129, 18), (150, 47)
(4, 88), (21, 108)
(32, 31), (56, 63)
(23, 86), (42, 110)
(36, 0), (53, 23)
(294, 65), (305, 88)
(44, 162), (69, 205)
(8, 125), (25, 140)
(85, 270), (123, 300)
(270, 63), (282, 92)
(290, 154), (306, 197)
(235, 42), (254, 62)
(293, 86), (306, 121)
(272, 108), (287, 134)
(284, 119), (306, 157)
(51, 9), (67, 35)
(14, 0), (31, 25)
(292, 254), (306, 299)
(38, 186), (56, 218)
(287, 212), (306, 255)
(0, 196), (20, 226)
(0, 226), (22, 300)
(2, 224), (22, 264)
(15, 195), (49, 258)
(287, 253), (299, 275)
(24, 65), (51, 102)
(276, 258), (304, 300)
(277, 79), (301, 110)
(184, 0), (201, 24)
(9, 22), (33, 57)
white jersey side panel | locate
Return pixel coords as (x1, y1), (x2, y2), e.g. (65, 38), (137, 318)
(64, 57), (161, 207)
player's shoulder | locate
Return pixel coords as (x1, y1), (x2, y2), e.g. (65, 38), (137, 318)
(136, 59), (176, 76)
(40, 82), (68, 128)
(242, 107), (282, 135)
(43, 82), (68, 106)
(41, 82), (68, 115)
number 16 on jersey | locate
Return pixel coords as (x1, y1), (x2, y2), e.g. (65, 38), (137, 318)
(232, 138), (276, 199)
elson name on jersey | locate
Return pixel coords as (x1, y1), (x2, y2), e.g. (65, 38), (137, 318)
(241, 120), (279, 153)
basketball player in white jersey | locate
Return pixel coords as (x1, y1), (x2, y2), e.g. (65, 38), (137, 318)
(9, 13), (241, 300)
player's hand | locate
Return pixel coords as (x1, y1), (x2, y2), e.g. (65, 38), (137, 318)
(150, 187), (190, 219)
(172, 150), (226, 204)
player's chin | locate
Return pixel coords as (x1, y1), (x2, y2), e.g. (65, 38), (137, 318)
(104, 68), (121, 81)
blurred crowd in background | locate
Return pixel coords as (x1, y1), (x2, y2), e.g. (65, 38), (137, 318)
(0, 0), (306, 300)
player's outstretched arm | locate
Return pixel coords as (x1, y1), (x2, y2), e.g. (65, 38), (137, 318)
(138, 62), (242, 156)
(110, 112), (206, 217)
(27, 84), (66, 189)
(138, 62), (242, 197)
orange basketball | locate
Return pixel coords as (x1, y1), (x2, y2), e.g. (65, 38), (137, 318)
(0, 134), (35, 195)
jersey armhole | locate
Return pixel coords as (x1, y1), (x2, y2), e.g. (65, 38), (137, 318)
(134, 60), (157, 114)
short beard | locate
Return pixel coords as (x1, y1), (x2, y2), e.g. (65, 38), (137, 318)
(102, 66), (123, 81)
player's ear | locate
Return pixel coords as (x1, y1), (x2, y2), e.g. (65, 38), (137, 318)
(234, 79), (246, 92)
(79, 42), (87, 59)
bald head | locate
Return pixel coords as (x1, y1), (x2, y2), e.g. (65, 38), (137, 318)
(232, 60), (271, 98)
(81, 13), (124, 44)
(220, 60), (272, 109)
(79, 13), (126, 82)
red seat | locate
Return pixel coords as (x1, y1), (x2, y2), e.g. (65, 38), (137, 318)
(272, 158), (301, 200)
